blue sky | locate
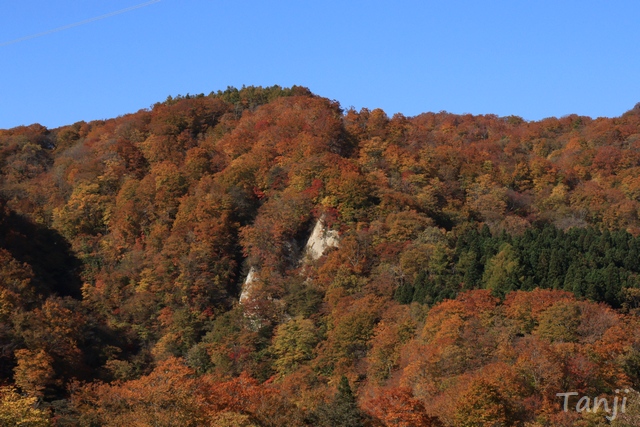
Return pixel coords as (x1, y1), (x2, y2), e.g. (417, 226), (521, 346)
(1, 0), (639, 129)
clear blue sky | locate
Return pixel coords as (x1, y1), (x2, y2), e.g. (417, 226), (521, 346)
(1, 0), (639, 129)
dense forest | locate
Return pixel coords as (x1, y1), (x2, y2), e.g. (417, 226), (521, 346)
(2, 86), (640, 426)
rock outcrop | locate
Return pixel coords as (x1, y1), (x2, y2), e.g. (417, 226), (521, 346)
(239, 217), (339, 304)
(304, 217), (339, 261)
(239, 266), (257, 304)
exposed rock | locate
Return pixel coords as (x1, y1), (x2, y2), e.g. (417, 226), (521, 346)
(304, 218), (339, 261)
(239, 266), (257, 304)
(239, 217), (339, 306)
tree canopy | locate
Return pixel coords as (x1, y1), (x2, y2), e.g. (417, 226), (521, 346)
(2, 86), (640, 425)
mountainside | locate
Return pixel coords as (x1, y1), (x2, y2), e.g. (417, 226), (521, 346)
(1, 86), (640, 425)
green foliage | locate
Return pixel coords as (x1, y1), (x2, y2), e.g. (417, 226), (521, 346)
(314, 377), (365, 427)
(212, 85), (311, 115)
(397, 224), (640, 307)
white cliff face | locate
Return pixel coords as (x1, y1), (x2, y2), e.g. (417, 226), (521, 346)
(304, 218), (339, 261)
(239, 267), (257, 304)
(240, 218), (339, 305)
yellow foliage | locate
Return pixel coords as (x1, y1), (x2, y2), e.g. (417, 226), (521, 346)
(0, 387), (50, 426)
(211, 411), (258, 427)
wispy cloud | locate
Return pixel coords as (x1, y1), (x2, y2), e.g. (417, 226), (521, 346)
(0, 0), (161, 47)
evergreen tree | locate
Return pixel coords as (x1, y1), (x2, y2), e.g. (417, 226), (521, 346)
(394, 282), (414, 304)
(314, 376), (365, 427)
(412, 271), (430, 304)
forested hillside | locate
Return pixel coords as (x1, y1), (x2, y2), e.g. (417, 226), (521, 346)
(2, 86), (640, 426)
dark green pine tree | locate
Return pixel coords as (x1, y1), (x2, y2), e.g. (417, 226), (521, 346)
(458, 248), (484, 290)
(624, 236), (640, 272)
(602, 262), (622, 307)
(612, 230), (629, 266)
(547, 248), (566, 289)
(314, 376), (365, 427)
(585, 269), (604, 302)
(412, 271), (430, 304)
(394, 281), (415, 304)
(563, 262), (584, 295)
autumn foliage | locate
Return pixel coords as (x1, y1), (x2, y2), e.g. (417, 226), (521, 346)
(1, 86), (640, 425)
